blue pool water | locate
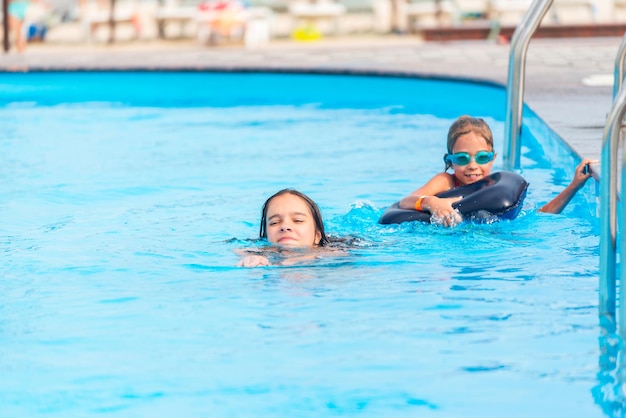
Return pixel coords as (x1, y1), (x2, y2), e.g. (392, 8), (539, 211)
(0, 72), (606, 417)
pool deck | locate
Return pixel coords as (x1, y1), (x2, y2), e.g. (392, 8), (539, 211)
(0, 34), (620, 163)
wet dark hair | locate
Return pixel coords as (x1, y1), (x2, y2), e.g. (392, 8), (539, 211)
(444, 115), (494, 170)
(259, 189), (329, 247)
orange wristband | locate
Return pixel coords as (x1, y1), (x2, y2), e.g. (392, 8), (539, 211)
(415, 196), (425, 211)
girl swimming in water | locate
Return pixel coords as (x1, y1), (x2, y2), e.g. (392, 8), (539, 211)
(237, 189), (348, 268)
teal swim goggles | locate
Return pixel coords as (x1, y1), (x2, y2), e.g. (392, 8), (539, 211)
(444, 151), (495, 166)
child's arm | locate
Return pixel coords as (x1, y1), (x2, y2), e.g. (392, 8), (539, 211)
(237, 247), (346, 268)
(538, 159), (597, 214)
(398, 172), (462, 226)
(237, 254), (270, 267)
(398, 172), (452, 209)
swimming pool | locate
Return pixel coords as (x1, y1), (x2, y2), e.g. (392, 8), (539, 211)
(0, 72), (604, 417)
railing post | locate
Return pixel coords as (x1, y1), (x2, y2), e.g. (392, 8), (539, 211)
(503, 0), (553, 171)
(2, 0), (9, 53)
(613, 32), (626, 99)
(600, 84), (626, 335)
(109, 0), (116, 44)
(597, 31), (626, 335)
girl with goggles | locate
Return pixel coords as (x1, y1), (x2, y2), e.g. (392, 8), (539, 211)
(397, 115), (596, 226)
(398, 115), (497, 227)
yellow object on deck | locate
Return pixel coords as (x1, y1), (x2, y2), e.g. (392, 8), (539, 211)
(292, 25), (321, 41)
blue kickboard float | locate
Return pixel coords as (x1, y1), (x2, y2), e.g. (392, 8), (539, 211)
(379, 171), (529, 225)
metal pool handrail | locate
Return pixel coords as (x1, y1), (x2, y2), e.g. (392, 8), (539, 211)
(599, 85), (625, 334)
(599, 32), (626, 335)
(503, 0), (553, 171)
(613, 33), (626, 98)
(502, 0), (620, 332)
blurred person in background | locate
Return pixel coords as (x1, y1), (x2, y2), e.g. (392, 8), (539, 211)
(8, 0), (30, 52)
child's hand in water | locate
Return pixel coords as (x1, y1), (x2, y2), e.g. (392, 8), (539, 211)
(430, 209), (463, 227)
(237, 255), (270, 268)
(427, 196), (463, 227)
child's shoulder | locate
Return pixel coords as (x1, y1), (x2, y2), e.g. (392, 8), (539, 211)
(431, 171), (457, 188)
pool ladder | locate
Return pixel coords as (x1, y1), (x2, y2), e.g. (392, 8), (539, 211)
(504, 0), (554, 171)
(505, 0), (626, 336)
(599, 32), (626, 337)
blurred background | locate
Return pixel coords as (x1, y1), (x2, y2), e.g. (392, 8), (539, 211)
(2, 0), (626, 49)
